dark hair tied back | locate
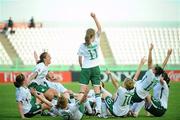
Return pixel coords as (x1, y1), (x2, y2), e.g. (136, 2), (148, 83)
(14, 73), (25, 88)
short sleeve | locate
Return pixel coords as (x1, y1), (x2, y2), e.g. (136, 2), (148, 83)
(117, 86), (123, 95)
(94, 33), (100, 43)
(33, 63), (43, 75)
(77, 45), (84, 56)
(16, 90), (23, 102)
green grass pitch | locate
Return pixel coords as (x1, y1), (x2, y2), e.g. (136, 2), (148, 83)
(0, 82), (180, 120)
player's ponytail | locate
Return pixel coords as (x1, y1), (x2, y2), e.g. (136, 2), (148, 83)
(85, 28), (95, 46)
(14, 73), (25, 88)
(154, 64), (164, 77)
(37, 52), (48, 64)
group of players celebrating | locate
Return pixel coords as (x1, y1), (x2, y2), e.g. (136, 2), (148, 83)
(14, 13), (172, 119)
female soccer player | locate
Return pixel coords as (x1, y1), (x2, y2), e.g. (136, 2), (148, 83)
(145, 49), (172, 117)
(145, 72), (170, 117)
(28, 52), (58, 101)
(14, 73), (51, 119)
(101, 77), (134, 117)
(130, 48), (172, 117)
(33, 51), (75, 103)
(131, 44), (164, 104)
(77, 12), (102, 114)
(49, 90), (89, 120)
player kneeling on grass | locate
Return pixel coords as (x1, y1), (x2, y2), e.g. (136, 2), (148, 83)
(145, 72), (170, 117)
(102, 78), (134, 117)
(14, 73), (51, 119)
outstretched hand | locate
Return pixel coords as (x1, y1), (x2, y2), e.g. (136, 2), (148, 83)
(167, 48), (172, 56)
(149, 43), (153, 51)
(140, 56), (147, 64)
(105, 69), (111, 75)
(90, 12), (96, 18)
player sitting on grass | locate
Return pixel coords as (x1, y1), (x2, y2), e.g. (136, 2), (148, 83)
(101, 76), (134, 117)
(28, 52), (59, 102)
(34, 51), (75, 103)
(130, 48), (172, 117)
(145, 72), (170, 117)
(131, 44), (164, 105)
(14, 73), (52, 119)
(144, 49), (172, 117)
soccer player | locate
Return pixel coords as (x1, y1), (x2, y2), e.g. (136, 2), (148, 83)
(45, 71), (75, 103)
(33, 51), (75, 103)
(14, 73), (51, 119)
(101, 78), (134, 117)
(28, 52), (58, 101)
(84, 81), (113, 116)
(130, 48), (172, 117)
(145, 49), (172, 117)
(131, 44), (164, 104)
(103, 57), (146, 116)
(145, 72), (170, 117)
(50, 90), (89, 120)
(77, 12), (102, 114)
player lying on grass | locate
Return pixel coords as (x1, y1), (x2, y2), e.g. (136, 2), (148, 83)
(35, 89), (89, 120)
(14, 73), (52, 119)
(28, 52), (58, 102)
(45, 71), (76, 103)
(130, 48), (172, 117)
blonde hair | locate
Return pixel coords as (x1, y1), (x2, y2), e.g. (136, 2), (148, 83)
(123, 78), (134, 90)
(85, 28), (95, 46)
(56, 95), (68, 109)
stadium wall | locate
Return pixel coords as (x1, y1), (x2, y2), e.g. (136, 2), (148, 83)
(0, 70), (179, 83)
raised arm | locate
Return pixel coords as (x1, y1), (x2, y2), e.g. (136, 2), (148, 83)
(162, 48), (172, 69)
(91, 13), (101, 35)
(133, 57), (147, 81)
(105, 70), (119, 90)
(34, 51), (38, 64)
(148, 43), (153, 69)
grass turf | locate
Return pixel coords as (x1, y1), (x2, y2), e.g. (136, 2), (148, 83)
(0, 82), (180, 120)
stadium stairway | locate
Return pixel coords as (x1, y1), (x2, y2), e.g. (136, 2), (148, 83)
(100, 32), (116, 65)
(0, 33), (23, 65)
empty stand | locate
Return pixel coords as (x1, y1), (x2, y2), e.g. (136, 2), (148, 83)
(0, 42), (13, 65)
(105, 27), (179, 65)
(7, 28), (105, 65)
